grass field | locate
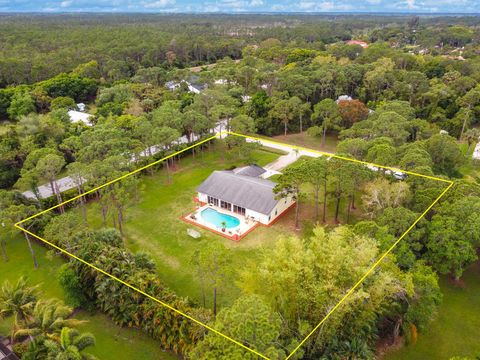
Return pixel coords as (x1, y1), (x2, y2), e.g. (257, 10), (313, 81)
(384, 262), (480, 360)
(0, 235), (177, 360)
(80, 143), (378, 316)
(83, 146), (297, 311)
(271, 132), (338, 153)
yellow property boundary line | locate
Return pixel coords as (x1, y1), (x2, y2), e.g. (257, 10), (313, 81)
(14, 131), (454, 360)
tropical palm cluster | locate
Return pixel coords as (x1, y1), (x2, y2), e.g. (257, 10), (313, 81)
(0, 277), (96, 359)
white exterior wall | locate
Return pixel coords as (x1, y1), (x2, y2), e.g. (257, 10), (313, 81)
(198, 192), (208, 203)
(245, 209), (270, 225)
(267, 195), (295, 224)
(198, 192), (294, 225)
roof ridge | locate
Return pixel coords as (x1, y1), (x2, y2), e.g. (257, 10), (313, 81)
(215, 170), (275, 188)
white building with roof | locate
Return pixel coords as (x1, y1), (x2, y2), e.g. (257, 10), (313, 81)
(197, 165), (294, 225)
(68, 110), (93, 126)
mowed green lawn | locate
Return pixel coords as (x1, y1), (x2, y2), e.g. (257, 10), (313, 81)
(271, 132), (338, 153)
(384, 262), (480, 360)
(83, 146), (301, 310)
(0, 235), (176, 360)
(82, 145), (377, 312)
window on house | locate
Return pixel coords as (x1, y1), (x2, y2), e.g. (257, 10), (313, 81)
(207, 196), (219, 206)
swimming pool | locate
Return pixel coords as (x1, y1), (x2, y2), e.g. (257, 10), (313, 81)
(201, 208), (240, 229)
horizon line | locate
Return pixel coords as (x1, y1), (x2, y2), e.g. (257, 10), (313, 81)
(0, 11), (479, 16)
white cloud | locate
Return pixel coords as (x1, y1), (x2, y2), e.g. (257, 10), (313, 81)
(60, 0), (72, 7)
(298, 1), (315, 10)
(249, 0), (264, 6)
(271, 4), (287, 10)
(142, 0), (175, 8)
(406, 0), (418, 9)
(297, 1), (353, 11)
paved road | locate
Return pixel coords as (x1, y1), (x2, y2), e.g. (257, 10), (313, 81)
(247, 137), (323, 178)
(22, 121), (228, 200)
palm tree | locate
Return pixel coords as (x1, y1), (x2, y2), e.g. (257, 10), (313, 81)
(22, 336), (48, 360)
(44, 327), (96, 360)
(0, 277), (38, 343)
(13, 299), (86, 341)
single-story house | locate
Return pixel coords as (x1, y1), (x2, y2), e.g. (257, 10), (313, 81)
(77, 102), (86, 112)
(68, 110), (93, 126)
(336, 94), (353, 103)
(197, 165), (294, 225)
(165, 75), (207, 94)
(346, 40), (369, 48)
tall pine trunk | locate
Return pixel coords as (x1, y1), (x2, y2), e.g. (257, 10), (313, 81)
(322, 180), (327, 223)
(19, 225), (38, 268)
(77, 185), (88, 226)
(294, 188), (300, 230)
(334, 196), (341, 224)
(322, 124), (327, 148)
(117, 207), (124, 237)
(459, 108), (470, 140)
(0, 238), (8, 261)
(346, 195), (353, 224)
(52, 180), (64, 214)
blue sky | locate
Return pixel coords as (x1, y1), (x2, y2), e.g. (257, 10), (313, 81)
(1, 0), (478, 13)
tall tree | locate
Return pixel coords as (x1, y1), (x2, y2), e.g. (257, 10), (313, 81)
(303, 157), (328, 221)
(191, 243), (231, 316)
(274, 160), (308, 230)
(239, 226), (411, 358)
(311, 98), (341, 147)
(1, 204), (39, 268)
(189, 295), (286, 360)
(35, 153), (66, 213)
(456, 87), (480, 141)
(268, 98), (296, 137)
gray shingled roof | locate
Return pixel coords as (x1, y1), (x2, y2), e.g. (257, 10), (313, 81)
(232, 164), (266, 178)
(197, 170), (278, 215)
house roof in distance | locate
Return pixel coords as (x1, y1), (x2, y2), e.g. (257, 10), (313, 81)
(197, 168), (278, 215)
(346, 40), (369, 48)
(68, 110), (93, 126)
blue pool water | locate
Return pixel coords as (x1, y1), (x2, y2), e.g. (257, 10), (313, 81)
(201, 208), (240, 229)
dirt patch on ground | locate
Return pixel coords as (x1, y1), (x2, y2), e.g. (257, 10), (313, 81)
(376, 335), (405, 359)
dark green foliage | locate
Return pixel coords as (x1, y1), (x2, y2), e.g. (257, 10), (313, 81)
(65, 229), (212, 355)
(37, 74), (97, 101)
(58, 264), (92, 310)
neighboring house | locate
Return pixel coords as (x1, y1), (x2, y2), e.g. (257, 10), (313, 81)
(473, 142), (480, 160)
(22, 176), (87, 200)
(214, 78), (238, 86)
(336, 94), (353, 103)
(0, 340), (19, 360)
(68, 110), (93, 126)
(77, 102), (86, 112)
(241, 95), (251, 103)
(165, 75), (208, 94)
(346, 40), (369, 48)
(197, 165), (294, 225)
(214, 78), (229, 85)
